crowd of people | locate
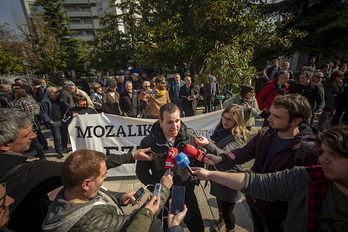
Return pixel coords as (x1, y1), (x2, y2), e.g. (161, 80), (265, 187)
(0, 57), (348, 232)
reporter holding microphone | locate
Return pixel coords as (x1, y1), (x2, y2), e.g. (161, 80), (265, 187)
(193, 105), (249, 232)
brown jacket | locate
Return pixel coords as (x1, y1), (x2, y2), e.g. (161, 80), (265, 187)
(139, 90), (170, 118)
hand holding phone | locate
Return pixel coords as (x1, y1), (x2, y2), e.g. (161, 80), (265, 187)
(153, 183), (162, 199)
(170, 185), (185, 214)
(132, 187), (145, 206)
(148, 90), (158, 95)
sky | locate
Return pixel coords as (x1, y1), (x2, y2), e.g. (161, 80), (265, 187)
(0, 0), (25, 32)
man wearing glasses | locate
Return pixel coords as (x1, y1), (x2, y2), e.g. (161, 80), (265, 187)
(139, 75), (170, 119)
(0, 183), (15, 230)
(0, 109), (62, 231)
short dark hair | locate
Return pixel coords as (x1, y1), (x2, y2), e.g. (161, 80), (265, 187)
(272, 94), (312, 124)
(73, 94), (87, 105)
(300, 71), (312, 78)
(316, 126), (348, 159)
(159, 103), (180, 120)
(240, 85), (255, 97)
(61, 149), (107, 189)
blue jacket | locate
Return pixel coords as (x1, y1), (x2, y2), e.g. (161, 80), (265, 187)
(39, 97), (68, 125)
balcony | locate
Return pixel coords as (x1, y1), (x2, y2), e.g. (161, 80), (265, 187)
(70, 35), (94, 41)
(69, 23), (94, 30)
(64, 0), (95, 5)
(66, 11), (92, 17)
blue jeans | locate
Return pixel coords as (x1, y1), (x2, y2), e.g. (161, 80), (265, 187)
(49, 121), (68, 154)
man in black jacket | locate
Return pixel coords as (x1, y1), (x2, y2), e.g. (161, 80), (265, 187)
(0, 109), (62, 232)
(136, 103), (204, 231)
(120, 81), (141, 118)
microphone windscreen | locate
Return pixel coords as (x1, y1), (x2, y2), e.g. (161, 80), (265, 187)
(175, 152), (190, 169)
(167, 147), (179, 159)
(183, 144), (197, 157)
(165, 159), (175, 169)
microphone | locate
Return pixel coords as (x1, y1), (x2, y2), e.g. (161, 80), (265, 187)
(183, 144), (206, 162)
(165, 148), (178, 170)
(174, 152), (200, 185)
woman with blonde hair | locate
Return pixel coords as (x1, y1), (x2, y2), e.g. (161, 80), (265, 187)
(194, 104), (249, 232)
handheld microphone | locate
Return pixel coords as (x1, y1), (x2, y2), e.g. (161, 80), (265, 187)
(183, 144), (206, 162)
(165, 147), (178, 170)
(174, 152), (200, 185)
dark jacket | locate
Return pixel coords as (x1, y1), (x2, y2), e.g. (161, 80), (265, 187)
(119, 90), (140, 117)
(290, 81), (325, 111)
(205, 136), (244, 203)
(0, 92), (13, 108)
(136, 121), (204, 225)
(321, 78), (341, 111)
(62, 106), (98, 124)
(179, 85), (200, 117)
(169, 80), (184, 105)
(102, 90), (122, 115)
(39, 96), (68, 125)
(221, 125), (318, 220)
(42, 186), (171, 232)
(0, 152), (61, 231)
(256, 79), (290, 110)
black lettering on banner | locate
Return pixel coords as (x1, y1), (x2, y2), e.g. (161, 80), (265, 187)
(106, 125), (116, 137)
(93, 125), (105, 137)
(143, 124), (152, 135)
(116, 125), (126, 137)
(137, 124), (143, 136)
(121, 146), (134, 153)
(104, 147), (119, 155)
(75, 126), (93, 138)
(127, 125), (136, 137)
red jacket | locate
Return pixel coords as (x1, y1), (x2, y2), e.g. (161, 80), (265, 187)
(256, 79), (290, 110)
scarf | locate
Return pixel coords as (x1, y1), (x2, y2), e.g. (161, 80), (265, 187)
(210, 127), (231, 142)
(153, 86), (167, 96)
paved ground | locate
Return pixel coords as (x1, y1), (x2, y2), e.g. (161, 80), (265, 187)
(25, 108), (332, 232)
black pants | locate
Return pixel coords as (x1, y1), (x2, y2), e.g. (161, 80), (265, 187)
(217, 199), (236, 230)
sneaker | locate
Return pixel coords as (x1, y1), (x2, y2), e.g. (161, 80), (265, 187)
(43, 145), (49, 151)
(57, 154), (64, 159)
(62, 148), (72, 153)
(210, 218), (225, 232)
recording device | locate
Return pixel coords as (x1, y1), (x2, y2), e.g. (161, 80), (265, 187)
(153, 183), (162, 198)
(132, 187), (145, 206)
(183, 144), (206, 162)
(145, 150), (156, 156)
(165, 147), (179, 170)
(170, 185), (186, 214)
(148, 90), (158, 95)
(189, 130), (203, 141)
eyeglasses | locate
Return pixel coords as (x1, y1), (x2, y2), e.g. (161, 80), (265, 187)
(144, 86), (150, 88)
(51, 91), (59, 94)
(314, 76), (323, 78)
(161, 82), (166, 84)
(221, 116), (234, 122)
(0, 182), (6, 210)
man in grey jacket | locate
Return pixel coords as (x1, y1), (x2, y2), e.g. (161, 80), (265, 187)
(192, 126), (348, 232)
(43, 149), (173, 232)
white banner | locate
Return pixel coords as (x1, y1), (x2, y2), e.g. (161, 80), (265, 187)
(68, 110), (222, 176)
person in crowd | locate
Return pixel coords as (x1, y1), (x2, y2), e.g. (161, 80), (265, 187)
(290, 71), (324, 125)
(193, 125), (348, 232)
(102, 81), (122, 115)
(266, 59), (280, 80)
(14, 78), (35, 98)
(179, 76), (200, 117)
(150, 76), (156, 88)
(194, 105), (249, 232)
(139, 75), (170, 119)
(330, 70), (346, 126)
(256, 71), (290, 127)
(136, 103), (204, 232)
(302, 56), (316, 72)
(60, 82), (93, 108)
(0, 84), (13, 108)
(93, 71), (106, 87)
(278, 62), (294, 82)
(62, 94), (98, 125)
(117, 75), (126, 94)
(90, 83), (104, 113)
(12, 89), (46, 160)
(0, 109), (62, 231)
(32, 78), (48, 103)
(167, 201), (188, 232)
(332, 59), (340, 72)
(139, 81), (152, 118)
(43, 149), (173, 232)
(223, 85), (260, 131)
(204, 94), (319, 232)
(254, 67), (269, 95)
(202, 73), (217, 113)
(339, 63), (348, 77)
(0, 182), (15, 230)
(139, 70), (149, 81)
(40, 86), (70, 159)
(74, 76), (90, 95)
(319, 63), (331, 80)
(169, 73), (184, 109)
(124, 70), (132, 83)
(131, 73), (143, 93)
(120, 81), (141, 118)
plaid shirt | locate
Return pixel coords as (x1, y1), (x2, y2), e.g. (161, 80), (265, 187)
(305, 165), (328, 231)
(13, 97), (35, 118)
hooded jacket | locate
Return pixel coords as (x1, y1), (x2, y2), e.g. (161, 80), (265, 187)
(256, 79), (290, 110)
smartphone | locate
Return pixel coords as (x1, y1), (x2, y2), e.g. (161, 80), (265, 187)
(170, 185), (186, 214)
(148, 90), (158, 95)
(145, 151), (157, 156)
(190, 130), (203, 141)
(132, 187), (145, 206)
(152, 183), (161, 198)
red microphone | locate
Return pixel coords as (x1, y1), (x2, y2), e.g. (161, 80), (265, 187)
(183, 144), (206, 162)
(165, 147), (178, 170)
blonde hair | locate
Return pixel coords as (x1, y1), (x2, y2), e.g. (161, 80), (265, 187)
(216, 105), (249, 143)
